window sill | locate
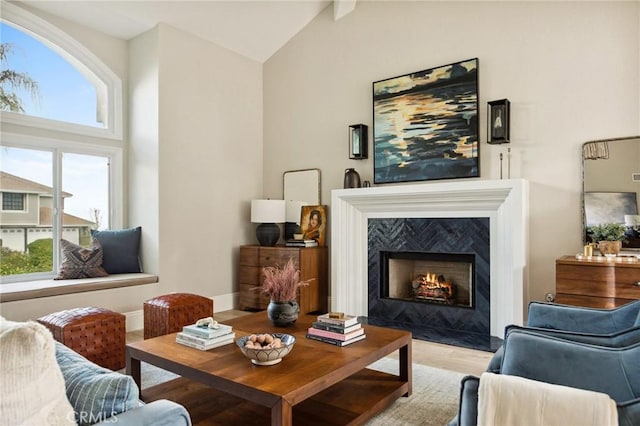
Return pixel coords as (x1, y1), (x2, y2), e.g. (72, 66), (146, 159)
(0, 273), (158, 303)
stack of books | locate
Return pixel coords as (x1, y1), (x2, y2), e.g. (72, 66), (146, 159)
(285, 239), (318, 247)
(176, 322), (235, 351)
(306, 312), (366, 346)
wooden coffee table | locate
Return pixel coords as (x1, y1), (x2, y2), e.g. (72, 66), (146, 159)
(126, 311), (412, 426)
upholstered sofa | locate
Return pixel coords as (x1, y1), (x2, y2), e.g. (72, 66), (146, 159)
(0, 316), (191, 426)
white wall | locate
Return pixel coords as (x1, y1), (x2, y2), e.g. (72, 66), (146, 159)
(154, 24), (264, 300)
(263, 1), (640, 303)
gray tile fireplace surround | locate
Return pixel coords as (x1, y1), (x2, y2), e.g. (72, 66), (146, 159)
(367, 217), (501, 352)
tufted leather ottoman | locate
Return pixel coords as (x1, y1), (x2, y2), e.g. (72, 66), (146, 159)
(37, 307), (126, 370)
(143, 293), (213, 339)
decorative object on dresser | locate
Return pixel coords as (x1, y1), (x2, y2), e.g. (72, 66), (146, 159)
(238, 245), (328, 314)
(299, 205), (327, 245)
(349, 124), (368, 159)
(250, 199), (285, 246)
(487, 99), (510, 144)
(373, 58), (479, 184)
(587, 222), (628, 256)
(555, 255), (640, 308)
(284, 200), (309, 240)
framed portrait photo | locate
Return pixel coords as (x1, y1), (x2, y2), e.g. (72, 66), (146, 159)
(299, 205), (327, 246)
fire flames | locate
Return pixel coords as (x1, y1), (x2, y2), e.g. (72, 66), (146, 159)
(411, 273), (456, 303)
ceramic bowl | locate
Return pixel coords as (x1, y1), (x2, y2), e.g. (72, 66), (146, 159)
(236, 333), (296, 366)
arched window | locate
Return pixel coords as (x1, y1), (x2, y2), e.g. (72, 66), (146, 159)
(0, 1), (122, 139)
(1, 2), (124, 283)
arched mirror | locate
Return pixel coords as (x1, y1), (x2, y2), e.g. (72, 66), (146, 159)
(582, 136), (640, 251)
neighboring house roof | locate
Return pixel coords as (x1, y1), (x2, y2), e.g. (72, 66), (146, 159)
(0, 171), (94, 228)
(0, 171), (72, 198)
(39, 207), (95, 227)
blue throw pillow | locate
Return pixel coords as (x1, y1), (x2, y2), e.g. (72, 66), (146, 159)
(55, 342), (139, 425)
(91, 227), (141, 274)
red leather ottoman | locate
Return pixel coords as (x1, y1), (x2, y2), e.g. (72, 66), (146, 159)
(143, 293), (213, 339)
(37, 306), (126, 370)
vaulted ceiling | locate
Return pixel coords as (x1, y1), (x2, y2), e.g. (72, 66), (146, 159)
(19, 0), (357, 62)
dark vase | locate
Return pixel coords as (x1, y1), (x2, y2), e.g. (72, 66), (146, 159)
(344, 168), (361, 188)
(267, 300), (299, 326)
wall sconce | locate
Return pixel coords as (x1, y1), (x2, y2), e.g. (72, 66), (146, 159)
(349, 124), (368, 159)
(250, 199), (285, 246)
(487, 99), (510, 144)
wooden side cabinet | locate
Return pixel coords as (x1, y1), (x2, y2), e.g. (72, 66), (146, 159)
(555, 255), (640, 308)
(238, 245), (328, 314)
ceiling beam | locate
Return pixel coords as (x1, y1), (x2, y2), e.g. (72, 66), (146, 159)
(333, 0), (356, 21)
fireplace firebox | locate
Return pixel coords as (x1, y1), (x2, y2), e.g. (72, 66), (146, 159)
(381, 251), (474, 308)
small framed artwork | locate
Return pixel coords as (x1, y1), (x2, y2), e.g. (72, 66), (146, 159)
(349, 124), (368, 159)
(299, 205), (327, 246)
(487, 99), (510, 144)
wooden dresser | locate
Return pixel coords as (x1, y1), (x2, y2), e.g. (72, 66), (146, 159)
(555, 255), (640, 308)
(238, 245), (328, 314)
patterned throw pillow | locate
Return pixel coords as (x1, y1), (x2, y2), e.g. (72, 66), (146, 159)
(55, 342), (140, 425)
(55, 239), (108, 280)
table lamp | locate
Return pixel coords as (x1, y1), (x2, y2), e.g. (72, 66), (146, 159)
(285, 200), (309, 240)
(251, 199), (285, 246)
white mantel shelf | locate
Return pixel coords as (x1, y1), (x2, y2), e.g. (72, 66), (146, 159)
(330, 178), (529, 338)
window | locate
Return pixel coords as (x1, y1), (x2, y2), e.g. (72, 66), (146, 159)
(2, 193), (25, 211)
(0, 3), (123, 284)
(1, 22), (101, 128)
(0, 2), (122, 139)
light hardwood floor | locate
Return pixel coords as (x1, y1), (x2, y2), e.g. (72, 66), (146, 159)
(127, 309), (493, 377)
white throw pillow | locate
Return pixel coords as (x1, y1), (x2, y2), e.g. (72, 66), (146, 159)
(0, 317), (76, 426)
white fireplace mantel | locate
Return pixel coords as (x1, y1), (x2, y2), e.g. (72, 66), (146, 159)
(330, 178), (529, 338)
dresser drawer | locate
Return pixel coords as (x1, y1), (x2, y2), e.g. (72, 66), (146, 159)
(239, 246), (259, 267)
(557, 265), (640, 299)
(239, 266), (260, 285)
(555, 294), (632, 309)
(259, 248), (300, 267)
(555, 256), (640, 309)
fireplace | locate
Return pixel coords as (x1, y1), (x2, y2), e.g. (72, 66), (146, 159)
(330, 179), (529, 348)
(368, 217), (492, 350)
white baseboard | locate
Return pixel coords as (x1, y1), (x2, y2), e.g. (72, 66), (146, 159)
(124, 292), (239, 332)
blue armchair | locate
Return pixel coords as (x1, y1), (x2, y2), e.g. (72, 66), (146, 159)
(449, 327), (640, 426)
(485, 300), (640, 373)
(527, 299), (640, 333)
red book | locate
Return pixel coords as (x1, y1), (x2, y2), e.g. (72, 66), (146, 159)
(307, 326), (365, 341)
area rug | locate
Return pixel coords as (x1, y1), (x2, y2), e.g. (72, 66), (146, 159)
(140, 357), (465, 426)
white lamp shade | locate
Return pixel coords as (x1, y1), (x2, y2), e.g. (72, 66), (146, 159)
(251, 199), (286, 223)
(286, 200), (310, 224)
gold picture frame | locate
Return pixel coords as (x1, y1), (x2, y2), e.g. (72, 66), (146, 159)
(299, 205), (327, 246)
